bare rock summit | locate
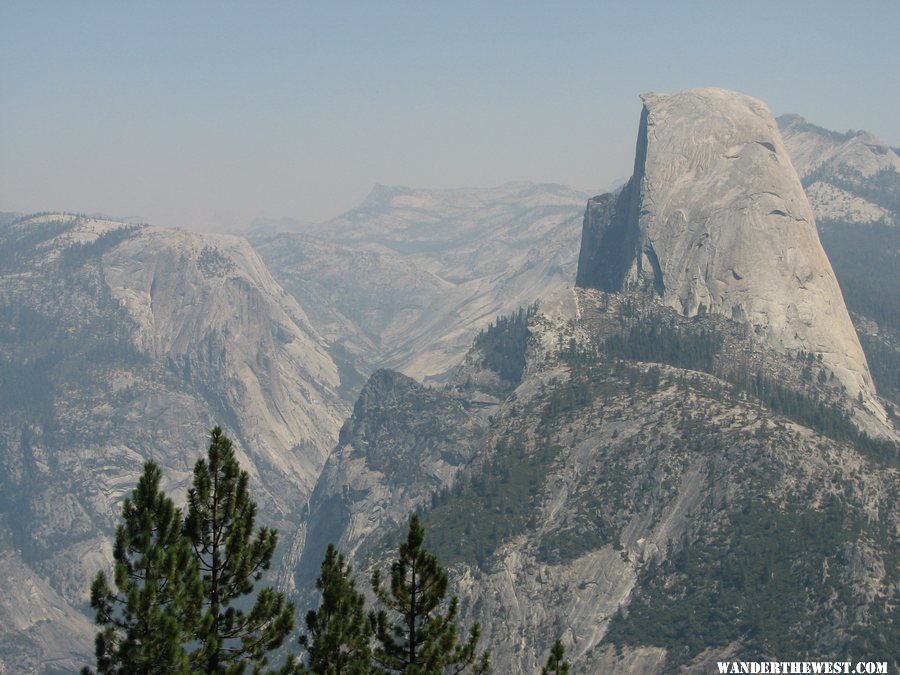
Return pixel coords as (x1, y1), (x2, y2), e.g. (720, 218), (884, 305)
(577, 87), (875, 402)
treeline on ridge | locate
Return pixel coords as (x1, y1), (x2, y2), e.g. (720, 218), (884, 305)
(472, 303), (537, 384)
(589, 308), (896, 465)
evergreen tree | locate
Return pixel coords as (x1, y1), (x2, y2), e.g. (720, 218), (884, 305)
(185, 426), (295, 673)
(541, 639), (571, 675)
(296, 544), (372, 674)
(85, 461), (201, 674)
(371, 514), (490, 674)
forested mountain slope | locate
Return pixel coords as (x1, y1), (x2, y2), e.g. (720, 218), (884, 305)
(292, 90), (898, 673)
(295, 287), (898, 672)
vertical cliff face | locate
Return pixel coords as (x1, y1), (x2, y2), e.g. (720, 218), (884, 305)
(576, 88), (875, 402)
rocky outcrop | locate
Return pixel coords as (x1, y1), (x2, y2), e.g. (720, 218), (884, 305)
(777, 113), (900, 182)
(295, 369), (488, 590)
(294, 287), (899, 672)
(102, 225), (346, 500)
(576, 88), (876, 403)
(0, 551), (94, 673)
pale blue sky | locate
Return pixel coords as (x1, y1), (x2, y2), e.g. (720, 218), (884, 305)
(1, 1), (898, 231)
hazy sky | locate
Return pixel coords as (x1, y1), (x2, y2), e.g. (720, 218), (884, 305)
(2, 1), (898, 231)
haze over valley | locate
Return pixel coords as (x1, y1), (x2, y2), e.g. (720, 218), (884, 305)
(1, 3), (898, 673)
(1, 93), (898, 671)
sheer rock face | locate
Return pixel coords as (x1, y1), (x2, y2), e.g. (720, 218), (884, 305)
(576, 88), (875, 402)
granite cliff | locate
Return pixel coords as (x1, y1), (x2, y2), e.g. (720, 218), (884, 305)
(576, 88), (876, 406)
(2, 90), (898, 672)
(0, 214), (348, 670)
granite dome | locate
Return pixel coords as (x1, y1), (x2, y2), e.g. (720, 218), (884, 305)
(576, 87), (875, 403)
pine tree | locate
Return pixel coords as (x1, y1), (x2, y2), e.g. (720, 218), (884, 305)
(185, 426), (295, 673)
(540, 639), (570, 675)
(371, 514), (490, 674)
(296, 544), (372, 674)
(85, 461), (201, 674)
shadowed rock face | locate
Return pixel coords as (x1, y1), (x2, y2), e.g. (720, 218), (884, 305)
(577, 87), (875, 402)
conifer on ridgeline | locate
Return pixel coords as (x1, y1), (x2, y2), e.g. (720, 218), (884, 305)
(184, 426), (295, 673)
(541, 639), (571, 675)
(370, 514), (490, 674)
(85, 461), (201, 674)
(295, 543), (373, 674)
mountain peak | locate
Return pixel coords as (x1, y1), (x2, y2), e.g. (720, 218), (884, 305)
(576, 88), (876, 403)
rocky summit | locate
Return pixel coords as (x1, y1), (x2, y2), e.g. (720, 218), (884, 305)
(576, 88), (876, 406)
(778, 113), (900, 185)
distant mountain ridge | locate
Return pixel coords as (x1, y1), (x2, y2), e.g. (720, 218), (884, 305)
(250, 182), (588, 386)
(778, 113), (900, 225)
(777, 113), (900, 179)
(0, 101), (898, 673)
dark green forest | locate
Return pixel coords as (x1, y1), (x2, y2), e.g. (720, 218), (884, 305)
(472, 303), (537, 385)
(604, 494), (898, 669)
(818, 220), (900, 407)
(804, 168), (900, 219)
(818, 221), (900, 332)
